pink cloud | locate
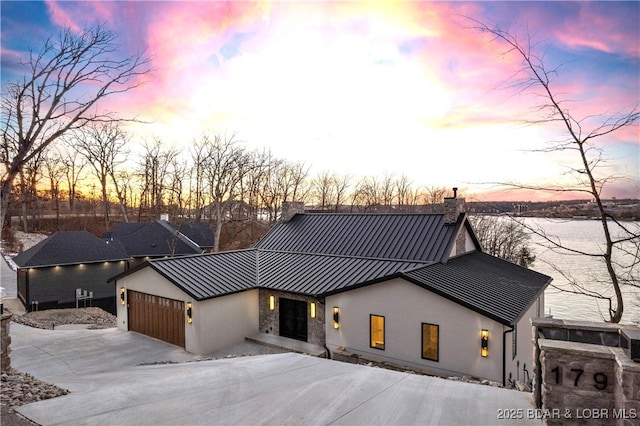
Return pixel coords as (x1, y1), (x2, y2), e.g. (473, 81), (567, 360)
(555, 3), (639, 58)
(45, 0), (81, 32)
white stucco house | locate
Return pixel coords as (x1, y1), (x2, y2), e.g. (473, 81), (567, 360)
(111, 198), (551, 386)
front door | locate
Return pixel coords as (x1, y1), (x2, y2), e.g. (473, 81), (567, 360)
(279, 298), (308, 342)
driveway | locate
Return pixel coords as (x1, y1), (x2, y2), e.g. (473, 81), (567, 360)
(10, 324), (539, 425)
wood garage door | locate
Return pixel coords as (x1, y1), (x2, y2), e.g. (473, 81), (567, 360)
(128, 290), (185, 348)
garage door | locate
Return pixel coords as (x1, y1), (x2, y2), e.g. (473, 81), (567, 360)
(128, 290), (185, 348)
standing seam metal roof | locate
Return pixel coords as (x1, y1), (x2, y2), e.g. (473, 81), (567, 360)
(255, 213), (456, 262)
(402, 251), (551, 325)
(115, 213), (550, 325)
(146, 249), (428, 301)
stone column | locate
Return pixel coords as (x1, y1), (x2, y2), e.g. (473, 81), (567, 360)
(614, 347), (640, 426)
(1, 313), (12, 371)
(539, 339), (616, 425)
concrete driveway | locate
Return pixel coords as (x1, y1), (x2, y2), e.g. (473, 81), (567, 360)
(10, 324), (540, 425)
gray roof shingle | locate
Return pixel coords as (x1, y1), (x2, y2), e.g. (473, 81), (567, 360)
(104, 221), (203, 257)
(14, 231), (130, 268)
(173, 222), (215, 249)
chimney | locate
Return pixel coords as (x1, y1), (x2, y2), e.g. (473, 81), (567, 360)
(160, 213), (169, 222)
(281, 201), (305, 221)
(443, 187), (465, 224)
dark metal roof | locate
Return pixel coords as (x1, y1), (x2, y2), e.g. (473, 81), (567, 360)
(255, 213), (456, 262)
(143, 249), (426, 301)
(257, 251), (427, 296)
(13, 231), (130, 268)
(111, 213), (551, 325)
(402, 251), (552, 325)
(148, 250), (257, 300)
(104, 221), (203, 257)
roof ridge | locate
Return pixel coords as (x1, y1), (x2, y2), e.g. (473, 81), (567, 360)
(256, 248), (433, 264)
(303, 212), (445, 216)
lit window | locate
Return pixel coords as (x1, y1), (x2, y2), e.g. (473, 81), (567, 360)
(422, 323), (439, 361)
(370, 315), (385, 350)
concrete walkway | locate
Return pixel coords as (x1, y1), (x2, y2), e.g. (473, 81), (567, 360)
(8, 324), (540, 425)
(246, 332), (327, 357)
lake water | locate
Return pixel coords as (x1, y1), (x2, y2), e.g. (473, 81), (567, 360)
(520, 218), (640, 324)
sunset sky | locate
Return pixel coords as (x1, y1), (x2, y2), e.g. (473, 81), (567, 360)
(1, 1), (638, 201)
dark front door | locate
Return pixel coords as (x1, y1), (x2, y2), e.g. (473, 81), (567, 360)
(279, 298), (308, 342)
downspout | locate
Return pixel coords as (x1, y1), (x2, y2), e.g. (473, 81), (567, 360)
(503, 326), (514, 387)
(324, 344), (332, 359)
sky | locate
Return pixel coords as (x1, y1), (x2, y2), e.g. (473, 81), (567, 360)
(1, 1), (639, 202)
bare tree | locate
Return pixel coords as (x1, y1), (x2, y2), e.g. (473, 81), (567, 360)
(424, 185), (447, 212)
(312, 171), (336, 210)
(202, 134), (249, 251)
(137, 139), (180, 220)
(0, 23), (148, 232)
(469, 215), (535, 267)
(17, 150), (45, 231)
(395, 175), (420, 212)
(42, 149), (66, 226)
(59, 140), (87, 213)
(472, 20), (640, 322)
(75, 122), (129, 229)
(332, 173), (351, 212)
(188, 140), (210, 222)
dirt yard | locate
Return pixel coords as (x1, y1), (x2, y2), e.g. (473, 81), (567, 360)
(9, 307), (116, 330)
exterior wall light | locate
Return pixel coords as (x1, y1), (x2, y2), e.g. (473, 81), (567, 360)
(186, 302), (193, 324)
(310, 302), (316, 318)
(481, 329), (489, 357)
(333, 307), (340, 329)
(269, 295), (275, 311)
(120, 287), (125, 305)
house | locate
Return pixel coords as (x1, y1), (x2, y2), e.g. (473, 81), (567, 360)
(112, 198), (551, 385)
(104, 220), (203, 267)
(172, 222), (215, 252)
(14, 231), (130, 314)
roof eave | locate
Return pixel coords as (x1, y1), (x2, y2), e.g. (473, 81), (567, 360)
(19, 258), (130, 269)
(508, 276), (554, 326)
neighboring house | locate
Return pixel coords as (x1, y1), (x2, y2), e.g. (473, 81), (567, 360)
(112, 199), (551, 385)
(172, 222), (215, 252)
(14, 231), (130, 314)
(104, 220), (203, 267)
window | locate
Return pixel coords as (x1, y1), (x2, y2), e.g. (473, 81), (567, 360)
(421, 323), (439, 361)
(370, 315), (385, 350)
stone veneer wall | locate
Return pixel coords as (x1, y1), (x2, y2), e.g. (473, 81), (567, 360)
(258, 289), (325, 347)
(533, 318), (639, 426)
(1, 313), (11, 371)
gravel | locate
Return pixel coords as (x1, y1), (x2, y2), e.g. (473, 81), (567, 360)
(1, 368), (69, 411)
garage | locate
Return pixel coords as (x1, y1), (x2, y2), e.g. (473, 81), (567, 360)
(128, 290), (185, 348)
